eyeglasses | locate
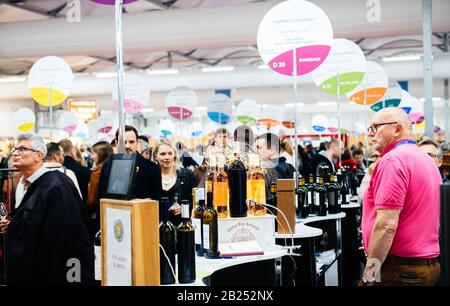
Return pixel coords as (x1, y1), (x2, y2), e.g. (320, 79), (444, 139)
(11, 147), (38, 155)
(367, 122), (398, 134)
(427, 152), (438, 159)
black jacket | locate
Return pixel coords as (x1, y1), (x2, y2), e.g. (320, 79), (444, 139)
(6, 171), (94, 286)
(96, 153), (163, 231)
(311, 152), (335, 176)
(63, 156), (91, 203)
(161, 167), (198, 225)
(264, 157), (295, 197)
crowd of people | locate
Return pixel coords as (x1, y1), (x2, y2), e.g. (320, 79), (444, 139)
(0, 107), (448, 286)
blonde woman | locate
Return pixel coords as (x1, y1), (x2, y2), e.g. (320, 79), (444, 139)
(153, 141), (197, 225)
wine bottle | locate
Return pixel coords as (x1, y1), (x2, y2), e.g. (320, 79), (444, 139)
(192, 188), (205, 254)
(214, 155), (229, 218)
(227, 142), (247, 217)
(327, 174), (338, 214)
(247, 153), (266, 216)
(340, 168), (349, 204)
(316, 176), (327, 216)
(94, 229), (101, 285)
(159, 197), (176, 284)
(177, 202), (196, 284)
(202, 191), (219, 258)
(307, 174), (316, 216)
(333, 174), (341, 213)
(206, 156), (216, 208)
(267, 182), (277, 231)
(296, 176), (308, 219)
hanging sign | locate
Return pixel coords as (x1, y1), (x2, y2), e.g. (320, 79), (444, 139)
(370, 80), (402, 112)
(68, 99), (98, 122)
(27, 56), (74, 106)
(328, 117), (339, 133)
(235, 99), (259, 125)
(14, 108), (36, 132)
(73, 122), (89, 139)
(112, 74), (150, 115)
(282, 106), (299, 129)
(160, 119), (175, 137)
(399, 90), (413, 114)
(258, 105), (283, 128)
(257, 0), (333, 76)
(207, 94), (233, 124)
(166, 86), (197, 120)
(312, 38), (366, 95)
(57, 111), (78, 133)
(346, 60), (388, 106)
(311, 114), (329, 132)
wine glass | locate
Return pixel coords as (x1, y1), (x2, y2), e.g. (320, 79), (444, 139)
(0, 202), (7, 221)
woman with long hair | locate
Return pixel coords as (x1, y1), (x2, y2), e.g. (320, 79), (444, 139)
(153, 141), (197, 225)
(86, 141), (114, 218)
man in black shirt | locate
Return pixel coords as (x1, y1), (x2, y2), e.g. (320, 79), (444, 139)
(96, 126), (162, 231)
(255, 133), (295, 196)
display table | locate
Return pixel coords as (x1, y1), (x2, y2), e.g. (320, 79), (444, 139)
(275, 213), (345, 286)
(167, 247), (287, 286)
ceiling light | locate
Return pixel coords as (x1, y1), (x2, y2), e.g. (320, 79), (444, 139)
(195, 106), (207, 111)
(95, 72), (118, 78)
(317, 101), (337, 106)
(0, 76), (26, 83)
(201, 66), (234, 72)
(260, 104), (269, 108)
(419, 97), (442, 102)
(382, 55), (421, 62)
(141, 108), (154, 113)
(147, 69), (179, 75)
(258, 64), (270, 70)
(285, 103), (305, 107)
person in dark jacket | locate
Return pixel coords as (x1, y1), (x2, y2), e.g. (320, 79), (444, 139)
(0, 133), (94, 286)
(311, 138), (342, 176)
(95, 126), (163, 232)
(255, 133), (295, 196)
(154, 141), (197, 225)
(59, 139), (91, 203)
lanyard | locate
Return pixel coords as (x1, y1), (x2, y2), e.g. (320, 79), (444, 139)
(394, 139), (416, 149)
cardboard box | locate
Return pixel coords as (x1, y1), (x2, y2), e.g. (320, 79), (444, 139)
(276, 179), (296, 235)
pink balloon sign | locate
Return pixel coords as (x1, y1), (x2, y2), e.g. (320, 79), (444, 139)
(257, 0), (333, 76)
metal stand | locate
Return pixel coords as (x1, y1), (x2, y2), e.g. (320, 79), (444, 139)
(115, 0), (126, 153)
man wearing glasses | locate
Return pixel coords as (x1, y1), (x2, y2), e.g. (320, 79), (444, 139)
(0, 134), (94, 285)
(361, 107), (441, 286)
(418, 138), (448, 183)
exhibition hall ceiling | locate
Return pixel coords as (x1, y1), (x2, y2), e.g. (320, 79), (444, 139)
(0, 0), (449, 75)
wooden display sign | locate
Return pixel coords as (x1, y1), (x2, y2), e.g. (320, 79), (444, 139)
(276, 179), (296, 235)
(100, 198), (160, 286)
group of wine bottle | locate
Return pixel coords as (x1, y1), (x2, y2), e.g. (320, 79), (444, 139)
(159, 197), (196, 284)
(296, 168), (351, 219)
(206, 147), (268, 220)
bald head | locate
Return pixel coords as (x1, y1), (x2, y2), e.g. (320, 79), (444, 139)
(368, 107), (412, 153)
(375, 107), (412, 131)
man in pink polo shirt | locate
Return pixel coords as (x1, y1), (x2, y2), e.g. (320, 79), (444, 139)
(361, 107), (441, 286)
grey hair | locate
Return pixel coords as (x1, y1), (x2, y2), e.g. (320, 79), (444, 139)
(17, 133), (47, 158)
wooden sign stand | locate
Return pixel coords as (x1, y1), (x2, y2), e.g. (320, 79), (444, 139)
(100, 198), (160, 286)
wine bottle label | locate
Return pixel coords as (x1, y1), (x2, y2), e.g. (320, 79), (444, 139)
(315, 192), (320, 206)
(94, 245), (101, 281)
(203, 225), (210, 249)
(308, 191), (313, 205)
(181, 204), (190, 218)
(193, 218), (201, 245)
